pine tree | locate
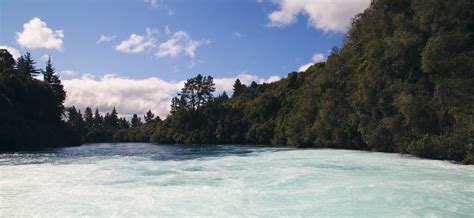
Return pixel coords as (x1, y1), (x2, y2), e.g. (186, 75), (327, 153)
(0, 49), (15, 72)
(178, 74), (216, 110)
(233, 79), (245, 96)
(119, 118), (130, 129)
(66, 106), (85, 135)
(93, 108), (103, 128)
(42, 56), (66, 111)
(131, 114), (142, 127)
(144, 110), (155, 123)
(84, 107), (94, 130)
(16, 52), (39, 76)
(109, 107), (119, 129)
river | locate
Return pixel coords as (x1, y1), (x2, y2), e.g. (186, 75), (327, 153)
(1, 143), (473, 216)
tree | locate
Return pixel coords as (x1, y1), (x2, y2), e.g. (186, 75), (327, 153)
(84, 107), (94, 130)
(233, 79), (245, 96)
(0, 49), (15, 72)
(41, 56), (66, 112)
(119, 118), (130, 129)
(131, 114), (142, 127)
(93, 108), (103, 128)
(109, 107), (119, 129)
(178, 74), (216, 111)
(250, 81), (258, 88)
(16, 52), (39, 76)
(144, 110), (155, 123)
(66, 106), (85, 135)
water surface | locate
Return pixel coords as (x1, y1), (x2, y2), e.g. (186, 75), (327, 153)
(1, 143), (473, 216)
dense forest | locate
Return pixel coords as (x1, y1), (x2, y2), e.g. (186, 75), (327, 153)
(0, 51), (82, 150)
(1, 0), (472, 163)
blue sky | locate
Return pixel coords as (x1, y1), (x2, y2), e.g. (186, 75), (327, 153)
(0, 0), (369, 117)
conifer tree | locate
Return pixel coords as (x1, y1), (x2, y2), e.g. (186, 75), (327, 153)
(0, 49), (15, 72)
(42, 56), (66, 111)
(144, 110), (155, 123)
(131, 114), (142, 127)
(232, 79), (245, 96)
(84, 107), (94, 130)
(16, 52), (39, 76)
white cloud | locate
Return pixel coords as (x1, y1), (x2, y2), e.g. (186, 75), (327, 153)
(298, 63), (313, 72)
(115, 28), (158, 54)
(62, 73), (280, 118)
(97, 34), (117, 43)
(0, 45), (20, 59)
(63, 74), (182, 119)
(60, 70), (79, 77)
(233, 32), (245, 38)
(213, 73), (281, 93)
(264, 0), (370, 32)
(311, 53), (325, 63)
(168, 9), (175, 16)
(144, 0), (158, 8)
(165, 25), (171, 35)
(16, 17), (64, 50)
(263, 75), (281, 83)
(156, 31), (210, 59)
(298, 52), (326, 72)
(40, 54), (50, 62)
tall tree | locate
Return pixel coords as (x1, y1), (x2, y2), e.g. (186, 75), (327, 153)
(232, 79), (245, 96)
(131, 114), (142, 127)
(42, 56), (66, 111)
(16, 52), (39, 76)
(144, 110), (155, 123)
(178, 74), (216, 110)
(66, 106), (85, 135)
(0, 49), (15, 72)
(84, 107), (94, 130)
(109, 107), (119, 129)
(93, 108), (103, 128)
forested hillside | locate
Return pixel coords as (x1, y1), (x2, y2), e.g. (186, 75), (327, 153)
(147, 0), (473, 163)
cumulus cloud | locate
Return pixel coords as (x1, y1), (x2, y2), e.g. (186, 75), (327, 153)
(63, 74), (182, 119)
(115, 28), (158, 53)
(97, 34), (117, 43)
(264, 0), (370, 32)
(0, 45), (20, 59)
(16, 17), (64, 50)
(62, 73), (280, 118)
(156, 31), (210, 59)
(60, 70), (79, 77)
(298, 52), (326, 72)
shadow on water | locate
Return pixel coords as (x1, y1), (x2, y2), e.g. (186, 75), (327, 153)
(0, 143), (290, 165)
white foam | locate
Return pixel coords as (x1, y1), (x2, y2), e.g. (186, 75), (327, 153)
(0, 147), (473, 216)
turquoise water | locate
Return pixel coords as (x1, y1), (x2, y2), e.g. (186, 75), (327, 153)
(1, 143), (473, 216)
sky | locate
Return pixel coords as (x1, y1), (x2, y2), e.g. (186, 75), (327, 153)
(1, 0), (370, 118)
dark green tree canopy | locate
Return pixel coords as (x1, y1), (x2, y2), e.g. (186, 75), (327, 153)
(0, 49), (15, 72)
(16, 52), (39, 76)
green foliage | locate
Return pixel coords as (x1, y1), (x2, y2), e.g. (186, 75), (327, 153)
(145, 0), (473, 163)
(0, 51), (81, 150)
(16, 52), (40, 76)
